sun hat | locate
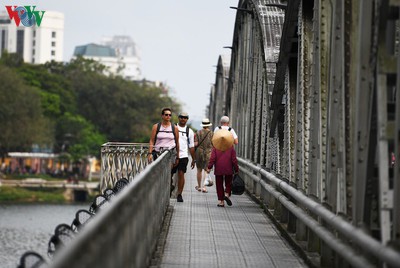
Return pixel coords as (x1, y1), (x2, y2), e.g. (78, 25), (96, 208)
(179, 112), (189, 118)
(200, 118), (212, 127)
(212, 129), (234, 151)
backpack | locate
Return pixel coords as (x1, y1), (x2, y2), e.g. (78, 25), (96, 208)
(176, 124), (190, 146)
(154, 122), (177, 146)
(218, 126), (231, 131)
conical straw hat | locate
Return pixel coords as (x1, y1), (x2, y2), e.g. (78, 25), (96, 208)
(212, 129), (234, 151)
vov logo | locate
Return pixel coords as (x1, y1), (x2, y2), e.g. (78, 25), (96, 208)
(5, 6), (45, 27)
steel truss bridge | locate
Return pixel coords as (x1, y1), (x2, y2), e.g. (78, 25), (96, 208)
(209, 0), (400, 267)
(22, 1), (400, 268)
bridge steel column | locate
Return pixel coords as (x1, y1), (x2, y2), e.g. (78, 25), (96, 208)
(395, 20), (400, 244)
(210, 0), (400, 266)
(210, 55), (231, 126)
(352, 0), (376, 238)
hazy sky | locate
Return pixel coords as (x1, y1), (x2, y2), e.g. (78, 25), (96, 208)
(4, 0), (237, 124)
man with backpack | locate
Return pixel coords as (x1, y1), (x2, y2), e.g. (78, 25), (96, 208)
(214, 116), (239, 145)
(171, 112), (196, 202)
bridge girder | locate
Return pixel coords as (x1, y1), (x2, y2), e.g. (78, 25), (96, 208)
(209, 0), (400, 265)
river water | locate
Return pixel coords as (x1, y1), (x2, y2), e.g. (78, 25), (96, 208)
(0, 203), (89, 268)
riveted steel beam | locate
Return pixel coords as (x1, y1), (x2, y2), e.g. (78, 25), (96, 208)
(269, 0), (301, 137)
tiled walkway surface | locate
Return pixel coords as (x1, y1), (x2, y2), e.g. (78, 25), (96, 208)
(160, 168), (308, 268)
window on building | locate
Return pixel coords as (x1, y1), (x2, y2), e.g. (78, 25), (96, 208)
(32, 58), (35, 63)
(33, 30), (36, 37)
(52, 31), (56, 38)
(51, 50), (55, 56)
(32, 49), (35, 55)
(0, 19), (11, 24)
(33, 40), (35, 46)
(16, 30), (24, 57)
(51, 41), (56, 47)
(1, 30), (5, 52)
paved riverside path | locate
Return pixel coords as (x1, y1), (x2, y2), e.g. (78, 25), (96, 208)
(159, 167), (308, 268)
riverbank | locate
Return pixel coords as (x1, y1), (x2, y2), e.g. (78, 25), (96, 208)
(0, 174), (99, 203)
(0, 186), (66, 203)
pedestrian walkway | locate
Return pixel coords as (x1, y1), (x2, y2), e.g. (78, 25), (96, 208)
(159, 167), (308, 267)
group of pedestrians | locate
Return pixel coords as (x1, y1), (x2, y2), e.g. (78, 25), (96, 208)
(147, 107), (239, 207)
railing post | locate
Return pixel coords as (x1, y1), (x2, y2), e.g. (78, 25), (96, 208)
(307, 195), (320, 253)
(320, 203), (335, 267)
(287, 181), (297, 233)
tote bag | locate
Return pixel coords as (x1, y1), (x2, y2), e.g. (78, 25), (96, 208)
(232, 173), (245, 195)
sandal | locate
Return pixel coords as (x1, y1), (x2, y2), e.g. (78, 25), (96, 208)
(217, 204), (224, 207)
(202, 188), (208, 193)
(224, 196), (232, 206)
(195, 186), (201, 192)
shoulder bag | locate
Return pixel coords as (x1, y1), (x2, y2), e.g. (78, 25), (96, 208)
(195, 130), (210, 151)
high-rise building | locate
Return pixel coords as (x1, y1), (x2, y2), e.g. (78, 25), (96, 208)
(0, 10), (64, 64)
(73, 43), (122, 76)
(73, 35), (142, 81)
(101, 35), (142, 80)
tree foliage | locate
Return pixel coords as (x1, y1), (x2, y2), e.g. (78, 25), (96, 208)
(0, 65), (53, 154)
(56, 113), (105, 160)
(0, 53), (181, 160)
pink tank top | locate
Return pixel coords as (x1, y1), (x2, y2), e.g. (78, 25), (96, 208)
(154, 124), (175, 151)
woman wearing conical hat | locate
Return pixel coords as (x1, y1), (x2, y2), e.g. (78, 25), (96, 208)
(206, 129), (239, 207)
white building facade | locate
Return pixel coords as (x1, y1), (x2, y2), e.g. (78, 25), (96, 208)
(0, 9), (64, 64)
(73, 43), (124, 77)
(101, 35), (142, 80)
(73, 35), (142, 81)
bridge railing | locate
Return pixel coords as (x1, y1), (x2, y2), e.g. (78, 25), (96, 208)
(238, 157), (400, 268)
(100, 142), (149, 192)
(50, 149), (174, 268)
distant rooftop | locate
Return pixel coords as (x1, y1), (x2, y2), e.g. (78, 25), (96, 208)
(73, 43), (116, 57)
(101, 35), (139, 58)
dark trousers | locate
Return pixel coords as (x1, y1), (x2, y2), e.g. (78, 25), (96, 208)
(215, 174), (233, 201)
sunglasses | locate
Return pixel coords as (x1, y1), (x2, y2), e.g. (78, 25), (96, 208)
(179, 116), (188, 119)
(163, 113), (172, 117)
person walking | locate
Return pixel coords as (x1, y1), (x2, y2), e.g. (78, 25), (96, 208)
(171, 112), (196, 202)
(206, 129), (239, 207)
(147, 108), (180, 192)
(194, 118), (214, 193)
(214, 115), (239, 145)
(148, 107), (180, 161)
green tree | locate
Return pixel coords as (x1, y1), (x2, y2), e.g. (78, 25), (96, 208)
(0, 65), (53, 156)
(18, 62), (76, 117)
(0, 53), (183, 163)
(56, 113), (106, 160)
(0, 51), (23, 68)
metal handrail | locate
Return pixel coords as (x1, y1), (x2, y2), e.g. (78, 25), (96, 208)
(100, 142), (150, 192)
(50, 150), (173, 268)
(238, 158), (400, 267)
